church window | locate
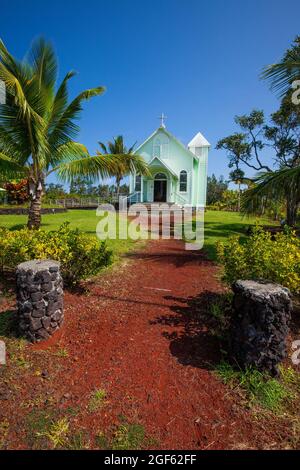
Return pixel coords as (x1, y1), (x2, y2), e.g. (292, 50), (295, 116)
(179, 170), (187, 192)
(153, 139), (161, 158)
(135, 175), (141, 191)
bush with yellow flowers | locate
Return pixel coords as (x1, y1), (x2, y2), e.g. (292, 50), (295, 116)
(0, 223), (112, 285)
(217, 227), (300, 293)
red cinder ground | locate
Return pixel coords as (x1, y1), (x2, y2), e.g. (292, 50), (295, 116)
(0, 240), (297, 449)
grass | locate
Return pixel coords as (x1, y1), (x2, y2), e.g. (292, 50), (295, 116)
(55, 348), (69, 358)
(216, 361), (296, 413)
(95, 418), (154, 450)
(25, 409), (58, 449)
(68, 430), (90, 450)
(0, 208), (277, 261)
(25, 409), (78, 449)
(203, 210), (278, 260)
(0, 419), (9, 449)
(0, 209), (136, 258)
(111, 422), (145, 450)
(36, 417), (69, 449)
(88, 389), (107, 412)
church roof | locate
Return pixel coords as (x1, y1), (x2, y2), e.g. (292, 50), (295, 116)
(135, 126), (198, 160)
(188, 132), (210, 148)
(148, 156), (178, 178)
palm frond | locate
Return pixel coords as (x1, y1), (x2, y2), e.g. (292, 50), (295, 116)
(47, 71), (76, 132)
(0, 39), (48, 160)
(0, 152), (28, 179)
(28, 38), (57, 92)
(261, 62), (300, 96)
(261, 37), (300, 97)
(128, 141), (137, 154)
(56, 152), (149, 183)
(49, 86), (105, 147)
(47, 141), (89, 172)
(241, 167), (300, 215)
(56, 153), (121, 182)
(98, 141), (108, 154)
(0, 122), (29, 163)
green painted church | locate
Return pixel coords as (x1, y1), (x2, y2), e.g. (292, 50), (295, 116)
(129, 116), (210, 207)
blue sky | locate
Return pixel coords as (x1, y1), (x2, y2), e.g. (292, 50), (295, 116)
(1, 0), (299, 187)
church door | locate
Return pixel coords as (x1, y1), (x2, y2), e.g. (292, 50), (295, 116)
(154, 174), (167, 202)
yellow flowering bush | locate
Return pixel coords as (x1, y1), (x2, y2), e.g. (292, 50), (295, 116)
(0, 223), (112, 285)
(217, 227), (300, 293)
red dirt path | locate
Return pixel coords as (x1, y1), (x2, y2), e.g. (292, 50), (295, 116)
(0, 239), (289, 449)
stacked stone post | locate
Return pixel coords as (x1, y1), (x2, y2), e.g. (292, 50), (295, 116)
(231, 280), (292, 376)
(16, 260), (64, 343)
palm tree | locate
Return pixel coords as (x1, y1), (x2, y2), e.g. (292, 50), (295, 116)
(261, 36), (300, 97)
(241, 167), (300, 226)
(0, 38), (148, 228)
(98, 136), (141, 198)
(229, 168), (245, 211)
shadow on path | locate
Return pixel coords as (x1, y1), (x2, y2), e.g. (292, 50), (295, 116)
(150, 291), (230, 370)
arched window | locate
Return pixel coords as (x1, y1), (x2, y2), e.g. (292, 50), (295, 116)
(135, 175), (141, 191)
(179, 170), (187, 192)
(153, 139), (161, 157)
(153, 137), (169, 158)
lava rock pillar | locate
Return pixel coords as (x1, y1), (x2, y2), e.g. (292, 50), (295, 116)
(16, 260), (64, 343)
(231, 280), (292, 376)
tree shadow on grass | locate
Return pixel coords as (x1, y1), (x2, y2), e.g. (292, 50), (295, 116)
(6, 224), (26, 231)
(5, 223), (52, 231)
(150, 291), (231, 370)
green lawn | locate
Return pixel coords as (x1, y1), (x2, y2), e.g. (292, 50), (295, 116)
(203, 210), (278, 260)
(0, 209), (277, 261)
(0, 210), (135, 258)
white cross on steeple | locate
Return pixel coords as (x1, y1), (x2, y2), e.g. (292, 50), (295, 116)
(159, 112), (167, 128)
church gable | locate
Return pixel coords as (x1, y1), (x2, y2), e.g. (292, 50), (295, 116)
(134, 127), (196, 170)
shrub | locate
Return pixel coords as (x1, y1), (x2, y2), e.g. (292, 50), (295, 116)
(0, 223), (112, 285)
(217, 226), (300, 293)
(4, 179), (29, 204)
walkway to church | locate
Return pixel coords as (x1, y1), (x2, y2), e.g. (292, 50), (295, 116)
(5, 239), (281, 449)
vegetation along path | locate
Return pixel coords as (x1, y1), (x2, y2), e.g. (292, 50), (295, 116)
(0, 238), (293, 449)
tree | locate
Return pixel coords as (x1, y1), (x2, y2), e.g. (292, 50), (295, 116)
(119, 183), (129, 194)
(69, 176), (91, 196)
(45, 183), (66, 199)
(229, 168), (245, 211)
(98, 136), (140, 197)
(0, 38), (148, 228)
(242, 167), (300, 225)
(216, 110), (272, 173)
(220, 189), (239, 211)
(206, 174), (228, 205)
(262, 36), (300, 97)
(97, 184), (110, 198)
(216, 106), (300, 225)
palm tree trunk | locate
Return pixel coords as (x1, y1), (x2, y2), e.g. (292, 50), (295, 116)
(286, 197), (298, 226)
(116, 176), (121, 199)
(27, 176), (44, 229)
